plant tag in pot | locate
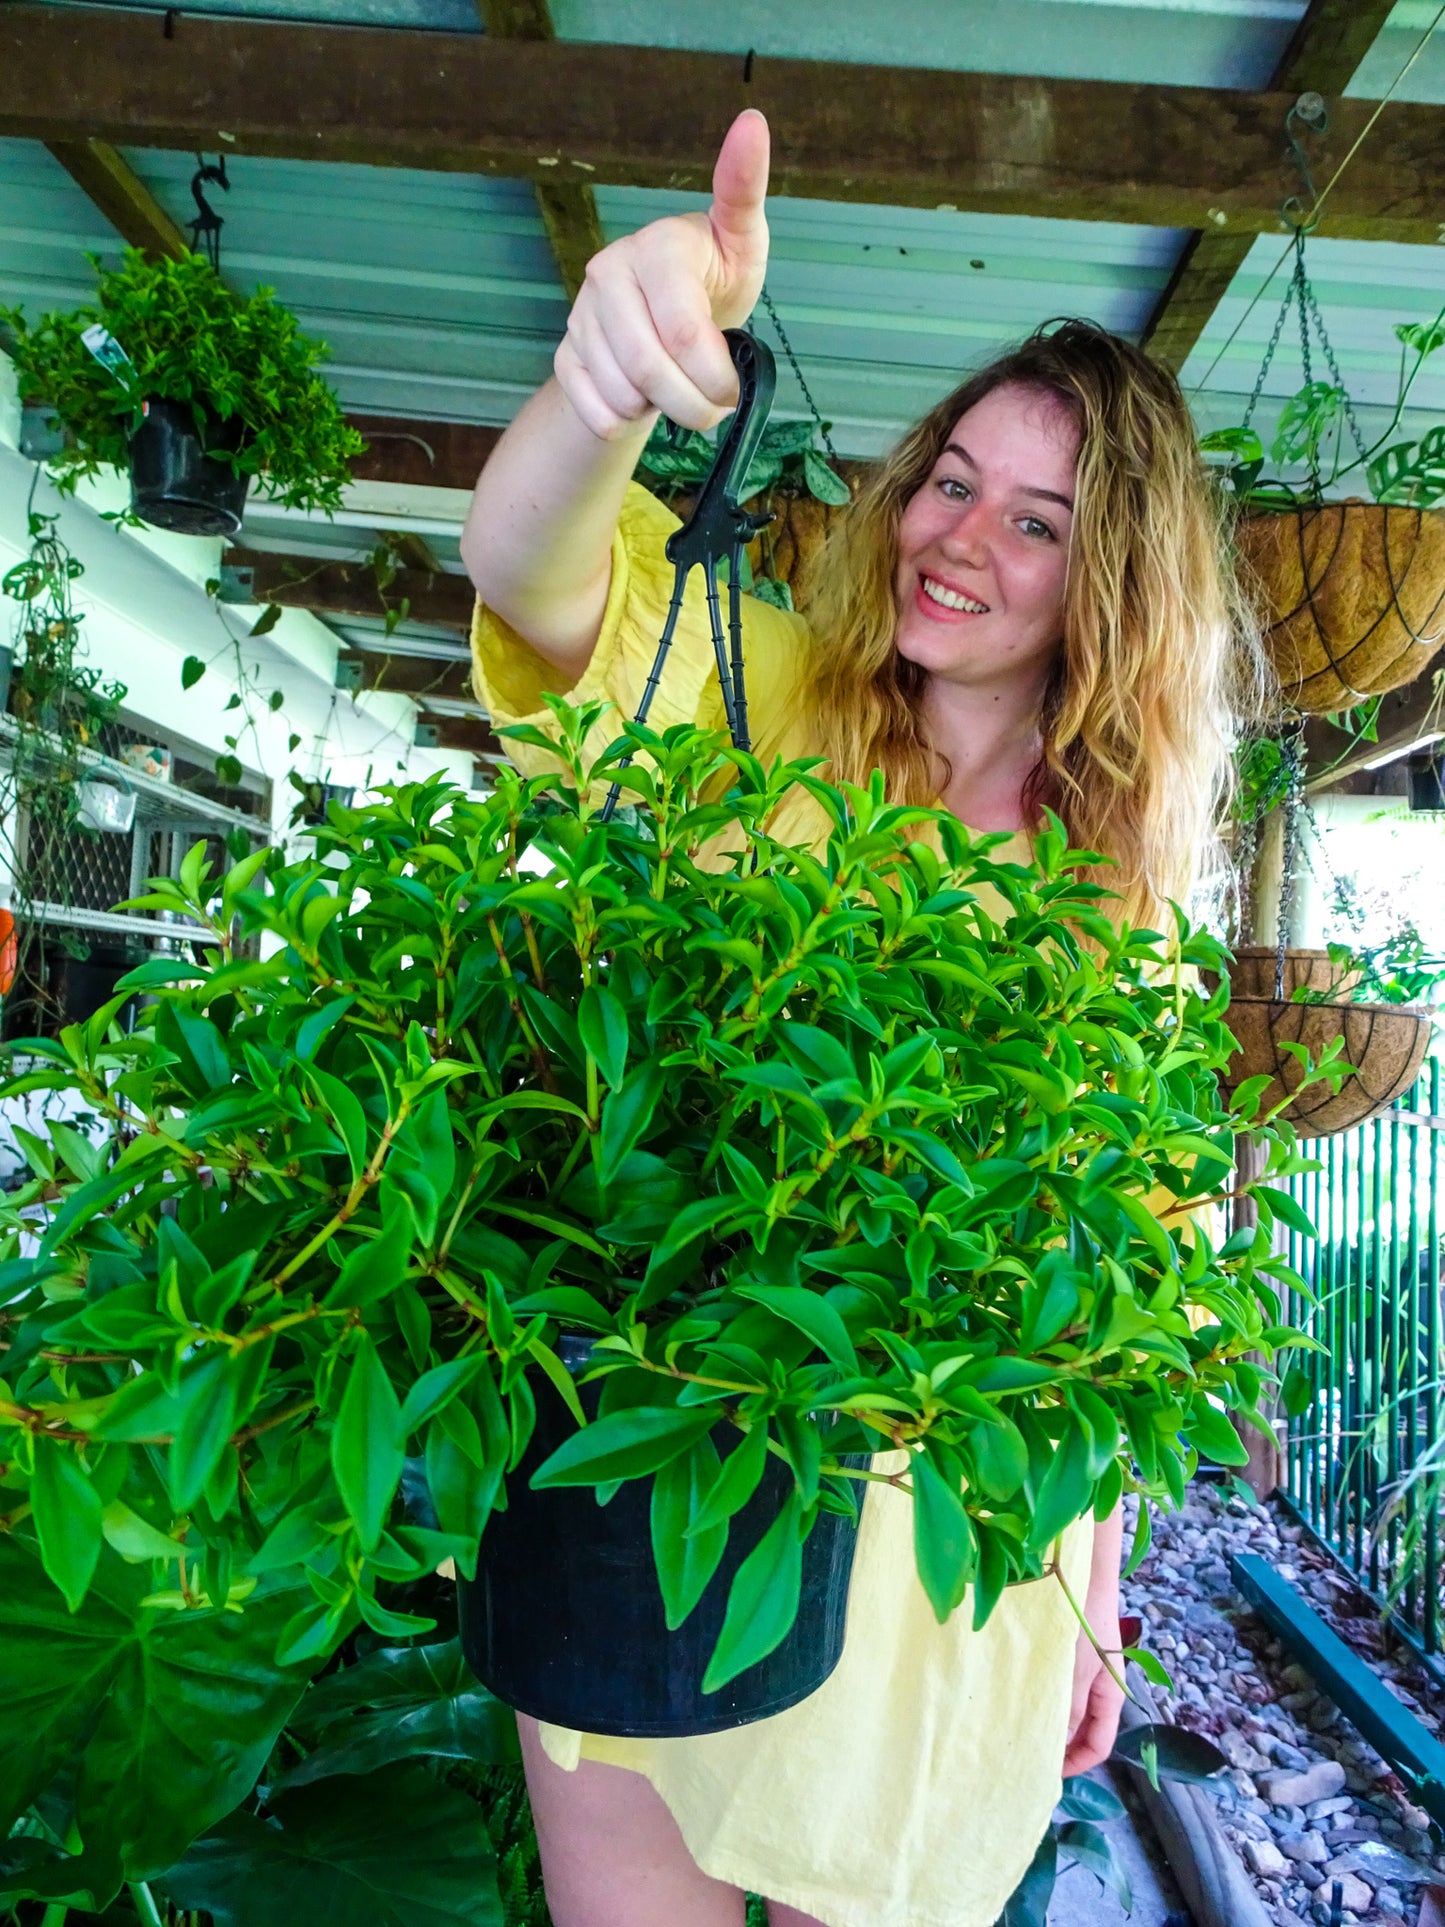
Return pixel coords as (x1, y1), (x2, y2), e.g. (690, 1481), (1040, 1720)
(76, 775), (136, 834)
(80, 324), (137, 386)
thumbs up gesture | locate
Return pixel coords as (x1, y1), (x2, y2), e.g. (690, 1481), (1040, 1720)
(554, 109), (771, 441)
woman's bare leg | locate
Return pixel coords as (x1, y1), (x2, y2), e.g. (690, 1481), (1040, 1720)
(518, 1715), (747, 1927)
(765, 1905), (831, 1927)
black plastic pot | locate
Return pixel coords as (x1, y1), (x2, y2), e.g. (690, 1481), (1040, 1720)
(459, 1335), (864, 1737)
(129, 398), (249, 537)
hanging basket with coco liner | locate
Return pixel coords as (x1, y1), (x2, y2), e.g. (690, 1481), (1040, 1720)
(1235, 499), (1445, 714)
(1225, 730), (1433, 1138)
(1199, 122), (1445, 718)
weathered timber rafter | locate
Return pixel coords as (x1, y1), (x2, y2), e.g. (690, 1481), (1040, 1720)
(418, 713), (506, 759)
(1305, 670), (1445, 790)
(338, 650), (477, 701)
(1141, 0), (1399, 373)
(45, 137), (189, 259)
(4, 7), (1443, 239)
(348, 416), (500, 491)
(227, 548), (475, 632)
(475, 0), (606, 302)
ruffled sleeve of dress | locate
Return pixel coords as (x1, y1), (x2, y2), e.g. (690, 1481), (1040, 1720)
(470, 481), (813, 783)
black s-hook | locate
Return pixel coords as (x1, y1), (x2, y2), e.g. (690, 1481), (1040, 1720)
(189, 154), (230, 268)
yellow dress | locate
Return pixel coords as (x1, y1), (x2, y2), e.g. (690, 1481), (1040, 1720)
(471, 483), (1095, 1927)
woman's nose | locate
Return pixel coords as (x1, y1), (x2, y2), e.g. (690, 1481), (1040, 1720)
(937, 501), (990, 564)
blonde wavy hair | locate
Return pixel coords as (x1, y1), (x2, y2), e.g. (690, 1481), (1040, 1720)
(805, 319), (1267, 928)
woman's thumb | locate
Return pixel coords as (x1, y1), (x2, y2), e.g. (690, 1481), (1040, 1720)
(708, 109), (770, 265)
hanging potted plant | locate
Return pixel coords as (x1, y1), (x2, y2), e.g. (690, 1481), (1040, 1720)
(1221, 727), (1436, 1137)
(0, 249), (364, 537)
(1201, 237), (1445, 715)
(0, 701), (1313, 1746)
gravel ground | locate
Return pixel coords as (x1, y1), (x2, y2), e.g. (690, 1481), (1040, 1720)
(1121, 1480), (1445, 1927)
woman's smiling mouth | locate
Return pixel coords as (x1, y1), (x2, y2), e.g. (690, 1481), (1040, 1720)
(918, 573), (990, 616)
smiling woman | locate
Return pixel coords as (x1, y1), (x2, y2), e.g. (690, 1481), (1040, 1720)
(461, 106), (1268, 1927)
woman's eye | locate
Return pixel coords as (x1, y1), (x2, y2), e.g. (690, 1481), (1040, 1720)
(939, 477), (969, 500)
(1020, 516), (1055, 540)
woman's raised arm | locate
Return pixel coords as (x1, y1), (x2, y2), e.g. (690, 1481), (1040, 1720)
(460, 110), (772, 685)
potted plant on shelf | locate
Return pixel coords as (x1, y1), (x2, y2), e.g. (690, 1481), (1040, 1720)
(1202, 298), (1445, 716)
(0, 249), (365, 536)
(0, 697), (1314, 1767)
(636, 413), (854, 609)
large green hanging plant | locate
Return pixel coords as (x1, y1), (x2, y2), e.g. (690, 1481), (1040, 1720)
(1, 249), (364, 516)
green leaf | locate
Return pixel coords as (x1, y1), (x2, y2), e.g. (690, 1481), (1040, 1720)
(399, 1354), (486, 1437)
(686, 1420), (769, 1537)
(1027, 1418), (1094, 1552)
(650, 1432), (727, 1630)
(0, 1537), (313, 1878)
(579, 984), (629, 1090)
(164, 1763), (503, 1927)
(1395, 319), (1445, 359)
(1059, 1819), (1131, 1910)
(171, 1347), (248, 1510)
(323, 1200), (417, 1311)
(331, 1334), (405, 1550)
(599, 1060), (666, 1177)
(181, 654), (207, 690)
(276, 1639), (518, 1786)
(31, 1434), (104, 1611)
(1059, 1775), (1125, 1823)
(531, 1405), (715, 1488)
(912, 1449), (977, 1623)
(1111, 1721), (1226, 1783)
(802, 449), (852, 506)
(1254, 1185), (1317, 1240)
(731, 1283), (857, 1370)
(1182, 1395), (1249, 1468)
(249, 601), (283, 638)
(702, 1491), (805, 1693)
(1281, 1365), (1315, 1418)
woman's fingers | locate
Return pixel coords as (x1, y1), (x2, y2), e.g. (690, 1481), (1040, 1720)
(554, 109), (770, 442)
(579, 254), (733, 429)
(706, 109), (771, 325)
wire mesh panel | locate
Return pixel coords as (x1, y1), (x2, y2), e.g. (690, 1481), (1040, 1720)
(1283, 1059), (1445, 1665)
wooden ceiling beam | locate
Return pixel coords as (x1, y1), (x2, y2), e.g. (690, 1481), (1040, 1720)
(6, 7), (1444, 239)
(339, 651), (478, 702)
(1304, 672), (1445, 790)
(347, 416), (500, 492)
(419, 712), (507, 759)
(1141, 0), (1399, 372)
(45, 137), (189, 259)
(226, 547), (475, 632)
(475, 0), (606, 303)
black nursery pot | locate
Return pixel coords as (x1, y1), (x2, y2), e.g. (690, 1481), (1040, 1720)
(459, 1335), (865, 1738)
(128, 398), (249, 537)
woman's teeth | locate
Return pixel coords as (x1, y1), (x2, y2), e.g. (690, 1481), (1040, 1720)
(921, 575), (988, 614)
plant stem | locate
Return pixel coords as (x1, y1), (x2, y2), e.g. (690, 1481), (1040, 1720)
(1051, 1552), (1132, 1704)
(128, 1883), (165, 1927)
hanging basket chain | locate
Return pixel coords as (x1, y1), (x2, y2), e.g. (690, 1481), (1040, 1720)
(758, 286), (838, 465)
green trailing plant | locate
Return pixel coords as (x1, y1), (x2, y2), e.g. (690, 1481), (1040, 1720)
(0, 702), (1307, 1906)
(1, 249), (364, 516)
(0, 512), (127, 1030)
(1293, 927), (1445, 1010)
(1200, 311), (1445, 511)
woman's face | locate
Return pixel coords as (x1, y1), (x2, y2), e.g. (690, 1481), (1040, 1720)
(893, 382), (1078, 697)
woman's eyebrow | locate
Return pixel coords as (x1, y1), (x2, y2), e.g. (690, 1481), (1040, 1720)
(941, 441), (1075, 514)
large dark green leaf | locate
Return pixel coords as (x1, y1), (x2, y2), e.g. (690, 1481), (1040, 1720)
(702, 1491), (803, 1693)
(0, 1538), (313, 1878)
(163, 1763), (503, 1927)
(276, 1638), (519, 1787)
(531, 1405), (715, 1488)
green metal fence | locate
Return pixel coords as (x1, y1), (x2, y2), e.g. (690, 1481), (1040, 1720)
(1282, 1058), (1445, 1668)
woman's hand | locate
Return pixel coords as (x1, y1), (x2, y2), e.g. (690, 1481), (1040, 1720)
(1062, 1621), (1126, 1777)
(1061, 1505), (1126, 1777)
(554, 108), (772, 441)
